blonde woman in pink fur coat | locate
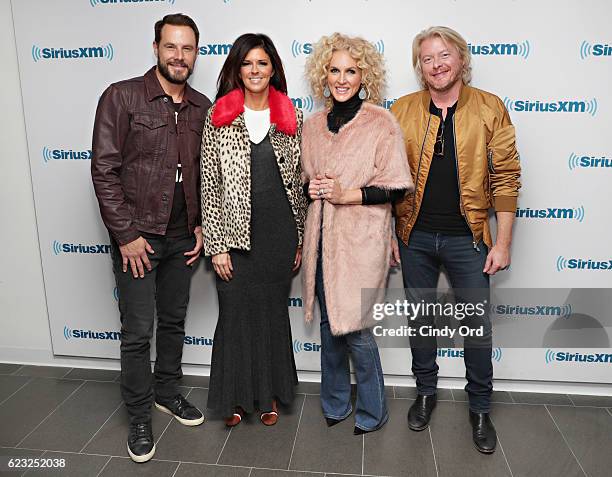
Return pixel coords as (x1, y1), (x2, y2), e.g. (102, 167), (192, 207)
(301, 33), (414, 434)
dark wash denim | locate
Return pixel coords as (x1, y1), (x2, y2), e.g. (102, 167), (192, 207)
(315, 250), (388, 431)
(110, 234), (196, 423)
(398, 230), (493, 413)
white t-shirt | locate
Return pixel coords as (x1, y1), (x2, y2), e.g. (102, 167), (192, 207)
(244, 106), (271, 144)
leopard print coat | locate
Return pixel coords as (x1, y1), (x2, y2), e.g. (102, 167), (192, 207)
(200, 87), (307, 256)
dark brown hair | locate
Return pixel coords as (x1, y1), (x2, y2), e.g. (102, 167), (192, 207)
(154, 13), (199, 46)
(215, 33), (287, 101)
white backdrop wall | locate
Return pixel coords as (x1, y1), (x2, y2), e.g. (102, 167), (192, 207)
(6, 0), (612, 385)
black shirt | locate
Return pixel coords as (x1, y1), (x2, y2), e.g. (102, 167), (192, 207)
(413, 100), (471, 235)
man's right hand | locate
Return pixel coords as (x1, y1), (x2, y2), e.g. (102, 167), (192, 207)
(212, 252), (233, 282)
(119, 236), (154, 278)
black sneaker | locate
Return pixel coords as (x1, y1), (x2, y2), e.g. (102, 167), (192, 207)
(155, 394), (205, 426)
(127, 421), (155, 463)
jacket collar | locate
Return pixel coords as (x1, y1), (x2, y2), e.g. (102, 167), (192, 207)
(143, 66), (203, 107)
(420, 84), (472, 112)
(211, 86), (297, 135)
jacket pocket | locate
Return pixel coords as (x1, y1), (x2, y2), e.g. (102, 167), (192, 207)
(132, 112), (169, 154)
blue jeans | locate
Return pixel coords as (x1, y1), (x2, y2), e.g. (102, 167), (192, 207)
(315, 251), (388, 431)
(398, 230), (493, 413)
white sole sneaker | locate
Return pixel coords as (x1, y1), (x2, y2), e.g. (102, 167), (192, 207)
(127, 441), (156, 463)
(154, 402), (205, 426)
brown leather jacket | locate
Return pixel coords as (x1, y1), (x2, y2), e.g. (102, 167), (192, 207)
(391, 85), (521, 247)
(92, 67), (211, 245)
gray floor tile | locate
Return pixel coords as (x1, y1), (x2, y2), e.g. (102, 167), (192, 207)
(547, 405), (612, 477)
(98, 456), (178, 476)
(0, 378), (83, 447)
(20, 381), (122, 452)
(0, 447), (45, 477)
(251, 469), (321, 477)
(179, 374), (209, 388)
(429, 401), (510, 477)
(83, 404), (172, 457)
(288, 394), (362, 475)
(0, 376), (30, 404)
(62, 368), (119, 382)
(510, 391), (572, 405)
(0, 364), (22, 375)
(174, 463), (251, 477)
(295, 381), (320, 395)
(12, 367), (71, 379)
(154, 388), (230, 463)
(363, 399), (436, 477)
(492, 403), (583, 477)
(568, 394), (612, 407)
(453, 389), (514, 404)
(218, 395), (305, 469)
(395, 386), (453, 400)
(23, 451), (109, 477)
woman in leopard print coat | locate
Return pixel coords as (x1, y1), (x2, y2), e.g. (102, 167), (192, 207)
(200, 33), (308, 427)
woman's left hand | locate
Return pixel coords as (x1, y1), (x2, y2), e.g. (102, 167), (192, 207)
(319, 173), (344, 204)
(292, 247), (302, 271)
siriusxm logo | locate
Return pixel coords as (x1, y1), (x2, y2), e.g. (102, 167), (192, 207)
(288, 297), (303, 307)
(64, 325), (120, 341)
(545, 349), (612, 364)
(90, 0), (175, 6)
(579, 41), (612, 59)
(52, 240), (110, 255)
(291, 39), (384, 58)
(568, 153), (612, 171)
(198, 43), (232, 56)
(468, 41), (531, 59)
(42, 147), (91, 164)
(504, 97), (598, 116)
(32, 44), (114, 62)
(515, 206), (585, 222)
(491, 304), (572, 318)
(291, 96), (314, 113)
(556, 256), (612, 272)
(382, 98), (397, 110)
(437, 348), (502, 362)
(293, 340), (321, 353)
(184, 336), (213, 346)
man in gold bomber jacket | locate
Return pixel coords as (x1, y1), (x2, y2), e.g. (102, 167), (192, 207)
(391, 26), (521, 454)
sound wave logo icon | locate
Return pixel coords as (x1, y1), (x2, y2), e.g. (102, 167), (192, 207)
(52, 240), (63, 255)
(556, 256), (568, 272)
(517, 40), (531, 59)
(374, 39), (385, 54)
(31, 45), (42, 62)
(503, 97), (514, 111)
(561, 304), (573, 318)
(568, 152), (580, 170)
(293, 340), (303, 353)
(491, 348), (503, 362)
(545, 349), (557, 364)
(586, 98), (598, 116)
(291, 95), (314, 112)
(573, 206), (585, 222)
(580, 41), (593, 60)
(103, 43), (114, 61)
(42, 146), (53, 163)
(291, 40), (306, 58)
(64, 326), (72, 340)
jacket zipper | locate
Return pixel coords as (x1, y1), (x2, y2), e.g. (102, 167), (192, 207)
(451, 115), (479, 251)
(487, 149), (495, 173)
(408, 113), (432, 224)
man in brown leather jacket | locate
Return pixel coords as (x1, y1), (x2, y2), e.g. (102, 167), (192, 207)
(391, 26), (521, 454)
(91, 13), (211, 463)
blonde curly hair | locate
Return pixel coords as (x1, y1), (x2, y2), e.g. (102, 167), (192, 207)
(305, 33), (386, 106)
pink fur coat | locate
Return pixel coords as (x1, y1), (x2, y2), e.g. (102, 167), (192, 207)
(301, 102), (414, 335)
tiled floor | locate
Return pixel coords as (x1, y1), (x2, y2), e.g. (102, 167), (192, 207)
(0, 363), (611, 476)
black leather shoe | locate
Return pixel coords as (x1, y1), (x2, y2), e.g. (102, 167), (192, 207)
(469, 411), (497, 454)
(155, 394), (204, 426)
(127, 421), (155, 463)
(326, 417), (342, 427)
(408, 394), (437, 431)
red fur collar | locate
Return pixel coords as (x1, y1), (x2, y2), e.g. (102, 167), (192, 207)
(211, 86), (297, 135)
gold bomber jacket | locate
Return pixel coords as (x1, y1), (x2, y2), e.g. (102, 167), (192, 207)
(391, 85), (521, 248)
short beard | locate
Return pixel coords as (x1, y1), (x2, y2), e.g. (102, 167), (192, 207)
(426, 70), (462, 94)
(157, 58), (193, 85)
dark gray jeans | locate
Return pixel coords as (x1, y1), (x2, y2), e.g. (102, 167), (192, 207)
(110, 234), (196, 423)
